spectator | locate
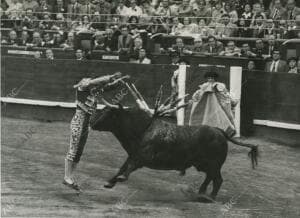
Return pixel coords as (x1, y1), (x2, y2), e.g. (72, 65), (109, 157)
(53, 0), (67, 17)
(116, 0), (130, 19)
(169, 0), (180, 17)
(219, 40), (241, 57)
(251, 2), (267, 25)
(6, 0), (23, 19)
(284, 0), (300, 20)
(75, 49), (85, 60)
(241, 3), (253, 27)
(79, 0), (96, 16)
(251, 14), (267, 38)
(67, 0), (81, 19)
(22, 8), (38, 29)
(287, 57), (299, 73)
(93, 31), (106, 50)
(39, 12), (54, 30)
(22, 0), (38, 11)
(215, 14), (238, 37)
(286, 14), (300, 38)
(140, 1), (155, 21)
(252, 39), (268, 58)
(269, 0), (286, 20)
(266, 34), (279, 56)
(35, 0), (52, 19)
(128, 16), (140, 38)
(191, 37), (204, 54)
(297, 58), (300, 71)
(169, 50), (180, 65)
(198, 18), (214, 36)
(96, 0), (112, 16)
(247, 60), (256, 71)
(118, 25), (133, 54)
(29, 31), (44, 47)
(155, 0), (171, 16)
(18, 30), (30, 46)
(180, 17), (196, 36)
(2, 29), (18, 46)
(52, 33), (65, 48)
(192, 0), (212, 24)
(34, 51), (42, 58)
(43, 33), (54, 47)
(146, 17), (169, 34)
(76, 15), (92, 32)
(130, 48), (151, 64)
(127, 0), (143, 17)
(170, 17), (183, 35)
(224, 2), (238, 24)
(62, 32), (75, 49)
(265, 50), (287, 72)
(264, 19), (276, 37)
(178, 0), (192, 17)
(240, 43), (256, 58)
(45, 49), (54, 60)
(237, 18), (252, 37)
(210, 1), (225, 26)
(103, 27), (118, 51)
(202, 35), (224, 55)
(169, 37), (192, 55)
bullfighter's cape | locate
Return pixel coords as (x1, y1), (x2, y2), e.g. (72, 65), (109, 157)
(188, 82), (236, 136)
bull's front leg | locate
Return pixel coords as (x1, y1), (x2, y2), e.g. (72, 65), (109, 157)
(104, 158), (129, 188)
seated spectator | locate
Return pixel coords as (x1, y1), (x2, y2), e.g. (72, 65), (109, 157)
(45, 49), (54, 60)
(265, 50), (287, 73)
(67, 0), (81, 20)
(247, 60), (256, 71)
(269, 0), (286, 20)
(130, 37), (143, 58)
(224, 2), (238, 24)
(252, 39), (268, 58)
(265, 34), (279, 57)
(215, 14), (238, 37)
(28, 31), (44, 47)
(276, 19), (289, 39)
(240, 43), (256, 58)
(127, 0), (143, 17)
(43, 33), (54, 47)
(53, 0), (67, 18)
(79, 0), (96, 16)
(192, 0), (212, 24)
(170, 17), (183, 35)
(6, 0), (23, 19)
(128, 16), (140, 38)
(155, 0), (171, 16)
(191, 37), (204, 54)
(251, 14), (267, 38)
(264, 19), (276, 38)
(219, 41), (241, 57)
(61, 32), (75, 49)
(284, 0), (300, 20)
(250, 2), (267, 25)
(38, 12), (54, 30)
(241, 4), (252, 27)
(130, 48), (151, 64)
(178, 0), (192, 17)
(2, 30), (18, 46)
(103, 27), (119, 51)
(202, 35), (224, 55)
(116, 0), (130, 19)
(93, 31), (106, 50)
(35, 0), (52, 19)
(286, 14), (300, 38)
(90, 12), (105, 31)
(96, 0), (112, 18)
(22, 8), (38, 29)
(169, 0), (180, 17)
(52, 13), (68, 31)
(169, 37), (192, 55)
(180, 17), (197, 36)
(22, 0), (38, 11)
(210, 1), (225, 26)
(197, 18), (214, 36)
(52, 33), (65, 48)
(18, 30), (30, 46)
(140, 1), (155, 22)
(75, 49), (85, 60)
(118, 25), (133, 54)
(146, 17), (169, 35)
(34, 51), (42, 59)
(237, 18), (252, 37)
(76, 15), (92, 33)
(287, 57), (299, 73)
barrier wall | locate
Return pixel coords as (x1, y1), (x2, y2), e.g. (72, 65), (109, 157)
(1, 56), (300, 140)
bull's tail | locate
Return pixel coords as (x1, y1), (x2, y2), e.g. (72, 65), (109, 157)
(218, 128), (258, 169)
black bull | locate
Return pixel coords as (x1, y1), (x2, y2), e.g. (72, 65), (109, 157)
(90, 106), (258, 201)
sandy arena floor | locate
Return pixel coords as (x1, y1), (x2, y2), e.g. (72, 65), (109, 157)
(1, 117), (300, 218)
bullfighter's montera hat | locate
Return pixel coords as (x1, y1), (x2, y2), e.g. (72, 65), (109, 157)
(204, 71), (219, 78)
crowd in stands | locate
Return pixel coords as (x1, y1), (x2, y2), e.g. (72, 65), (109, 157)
(1, 0), (300, 72)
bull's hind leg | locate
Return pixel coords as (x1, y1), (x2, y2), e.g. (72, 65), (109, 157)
(198, 174), (212, 194)
(210, 170), (223, 200)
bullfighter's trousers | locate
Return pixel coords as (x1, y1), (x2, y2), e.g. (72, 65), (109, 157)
(66, 109), (91, 163)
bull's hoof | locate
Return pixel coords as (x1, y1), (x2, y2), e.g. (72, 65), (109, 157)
(104, 181), (115, 189)
(116, 175), (127, 182)
(197, 194), (215, 203)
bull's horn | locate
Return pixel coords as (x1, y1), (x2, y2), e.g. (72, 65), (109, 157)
(101, 98), (119, 108)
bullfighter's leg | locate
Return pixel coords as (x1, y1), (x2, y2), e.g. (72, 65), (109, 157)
(104, 158), (129, 188)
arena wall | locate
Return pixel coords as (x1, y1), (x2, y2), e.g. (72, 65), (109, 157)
(1, 56), (300, 145)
